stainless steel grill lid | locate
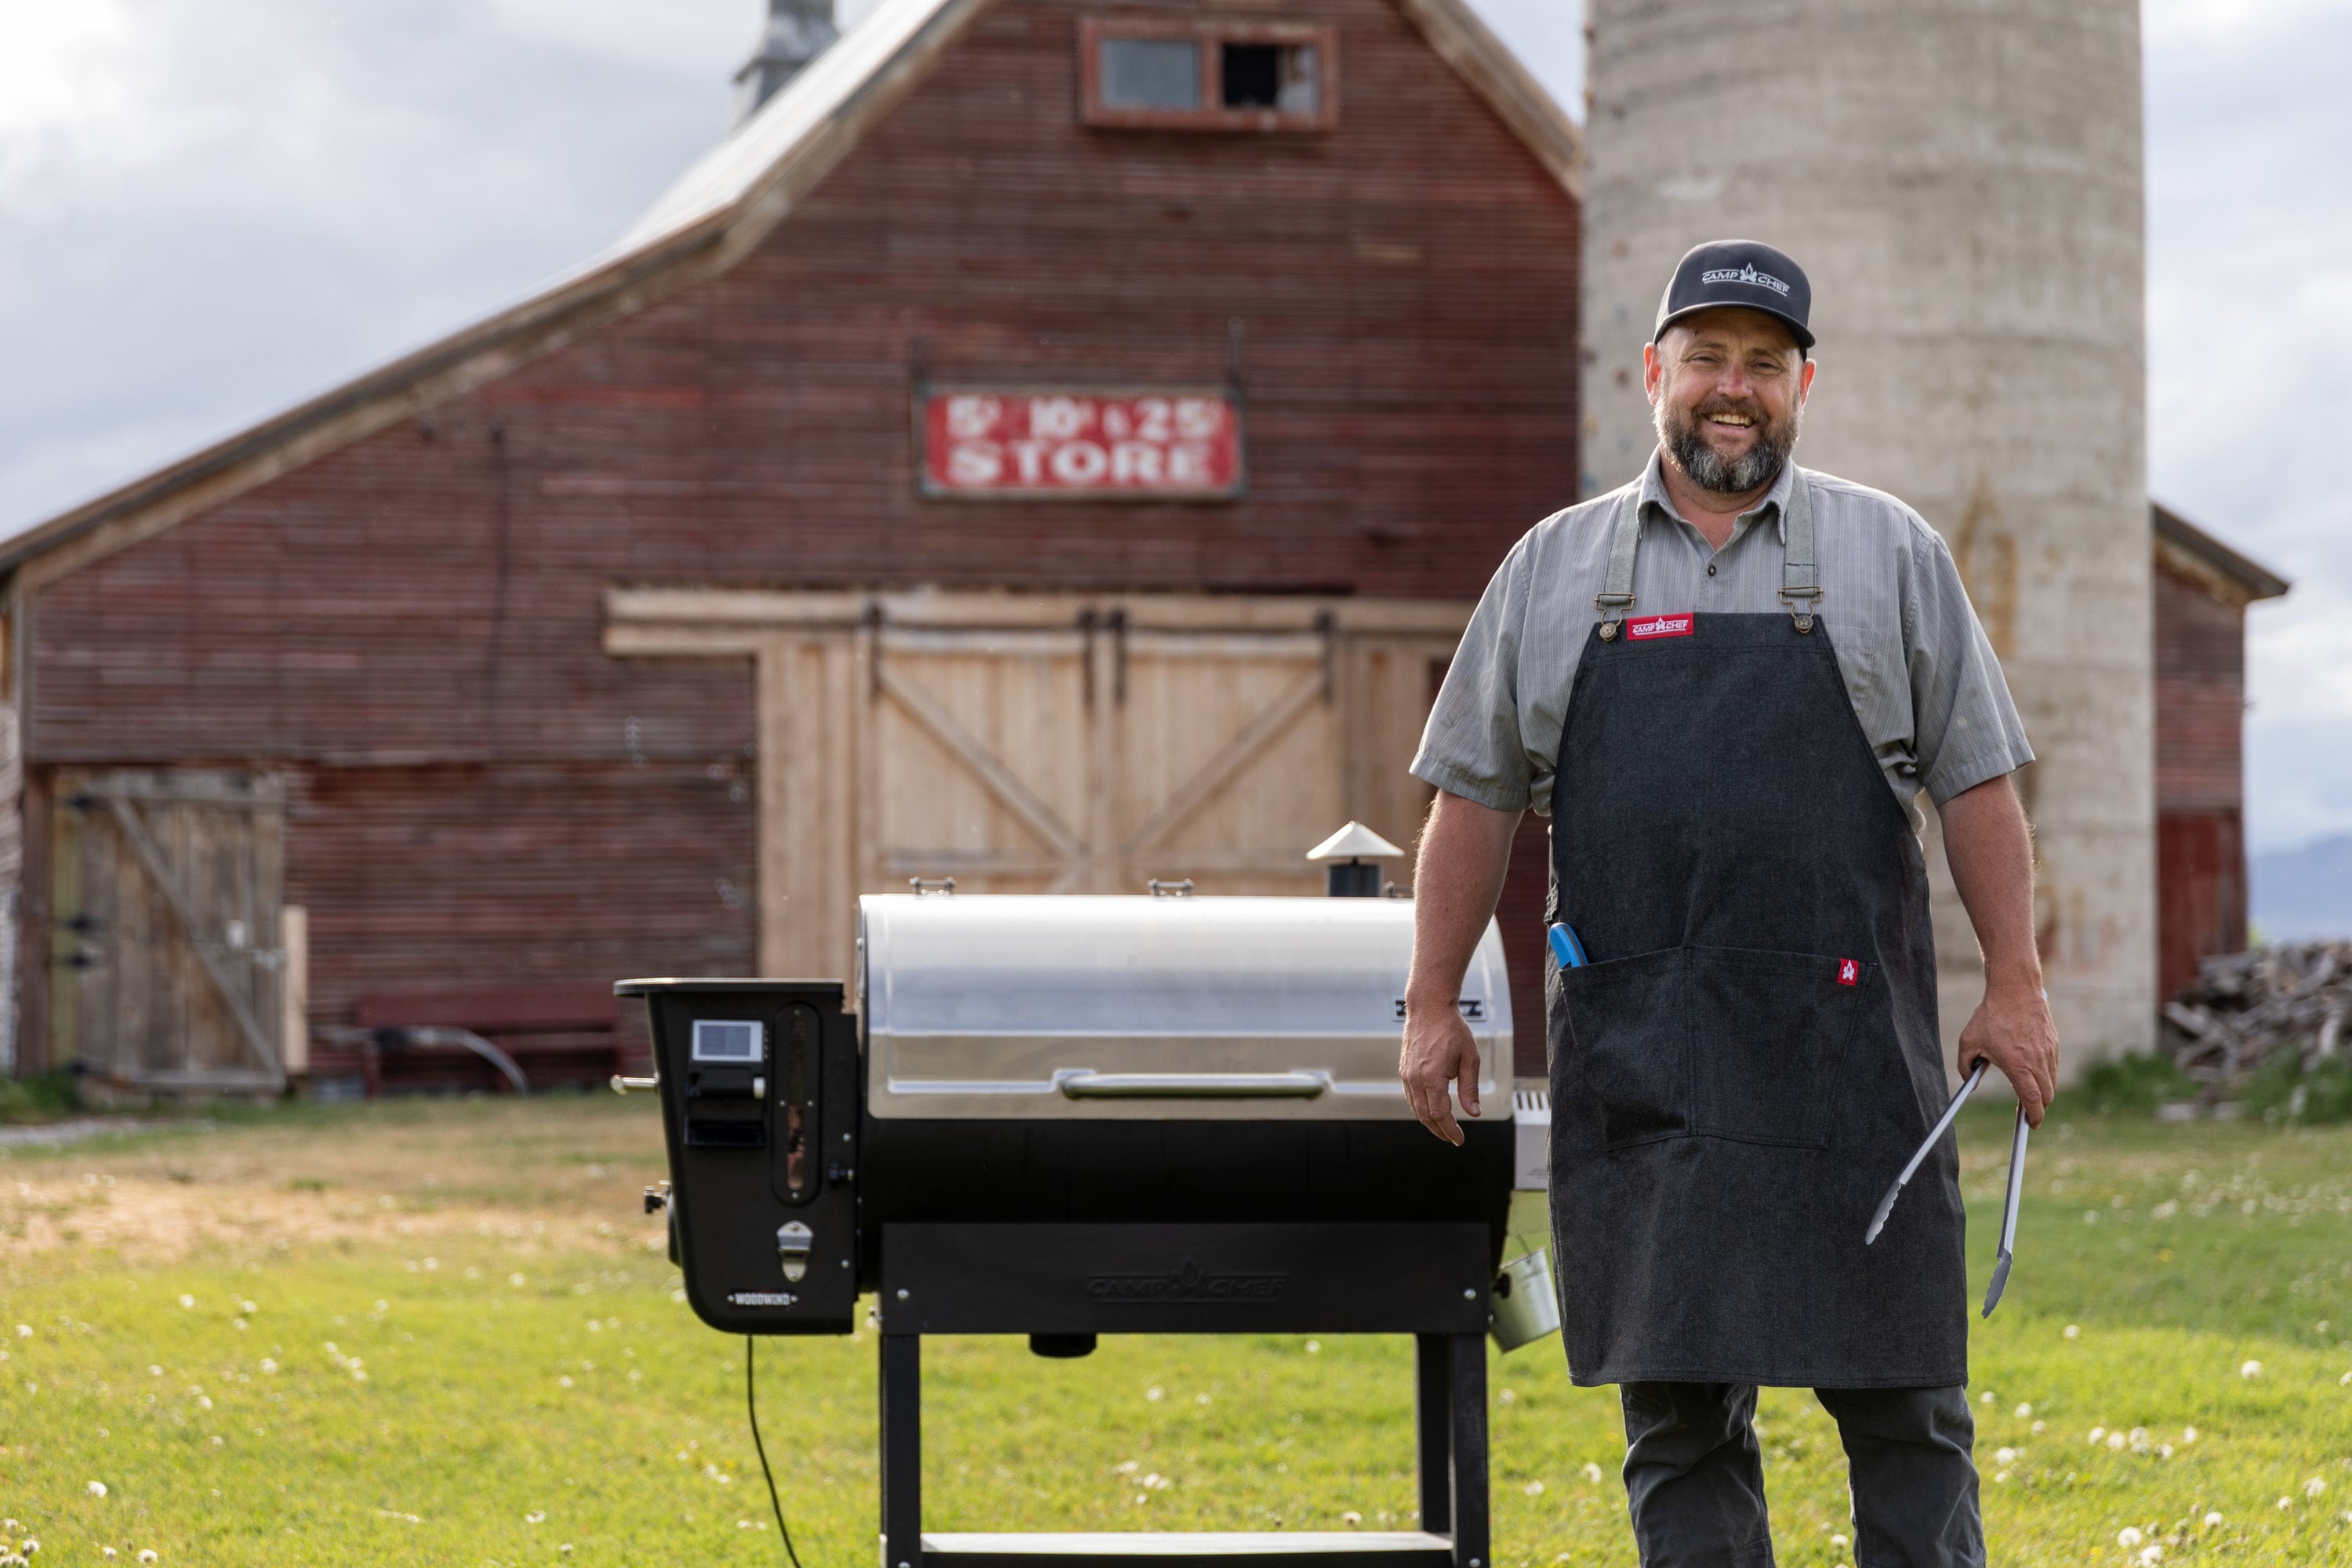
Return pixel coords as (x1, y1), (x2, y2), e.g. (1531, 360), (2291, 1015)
(858, 894), (1512, 1121)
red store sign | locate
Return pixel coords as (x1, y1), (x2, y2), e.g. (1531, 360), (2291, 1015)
(920, 389), (1244, 499)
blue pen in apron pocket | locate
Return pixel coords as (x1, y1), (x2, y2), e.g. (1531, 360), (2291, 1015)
(1548, 922), (1588, 968)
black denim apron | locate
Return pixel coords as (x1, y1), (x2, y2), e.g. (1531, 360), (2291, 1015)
(1546, 475), (1966, 1388)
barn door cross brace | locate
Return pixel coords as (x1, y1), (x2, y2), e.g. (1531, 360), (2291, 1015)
(100, 794), (286, 1091)
(1120, 665), (1325, 861)
(876, 663), (1088, 885)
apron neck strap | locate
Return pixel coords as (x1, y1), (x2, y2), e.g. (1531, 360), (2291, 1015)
(1594, 488), (1642, 641)
(1595, 470), (1823, 641)
(1780, 469), (1821, 634)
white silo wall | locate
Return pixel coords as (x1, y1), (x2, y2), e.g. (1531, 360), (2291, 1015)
(1580, 0), (2153, 1080)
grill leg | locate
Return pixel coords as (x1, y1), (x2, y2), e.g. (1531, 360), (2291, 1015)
(1414, 1333), (1453, 1536)
(881, 1333), (922, 1568)
(1447, 1332), (1489, 1568)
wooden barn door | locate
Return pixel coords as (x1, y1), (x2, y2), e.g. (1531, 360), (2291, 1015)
(608, 591), (1468, 985)
(49, 770), (288, 1091)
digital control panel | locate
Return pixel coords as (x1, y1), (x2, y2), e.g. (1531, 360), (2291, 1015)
(622, 980), (860, 1336)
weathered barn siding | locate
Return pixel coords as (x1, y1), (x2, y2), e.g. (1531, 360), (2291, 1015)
(13, 0), (1580, 1076)
(2153, 556), (2251, 1000)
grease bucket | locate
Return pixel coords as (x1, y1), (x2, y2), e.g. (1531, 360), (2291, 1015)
(1488, 1246), (1560, 1352)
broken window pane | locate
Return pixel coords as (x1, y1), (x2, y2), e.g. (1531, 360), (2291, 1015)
(1220, 42), (1319, 114)
(1101, 38), (1200, 110)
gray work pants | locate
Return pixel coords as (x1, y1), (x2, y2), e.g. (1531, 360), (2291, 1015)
(1616, 1381), (1984, 1568)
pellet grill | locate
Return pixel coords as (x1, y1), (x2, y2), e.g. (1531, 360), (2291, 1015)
(620, 883), (1518, 1568)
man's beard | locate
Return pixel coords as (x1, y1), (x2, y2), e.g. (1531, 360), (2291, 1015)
(1657, 396), (1801, 495)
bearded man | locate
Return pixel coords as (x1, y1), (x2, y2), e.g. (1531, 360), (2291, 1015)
(1399, 240), (2060, 1567)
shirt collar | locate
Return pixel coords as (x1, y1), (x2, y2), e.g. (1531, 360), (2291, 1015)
(1637, 448), (1798, 545)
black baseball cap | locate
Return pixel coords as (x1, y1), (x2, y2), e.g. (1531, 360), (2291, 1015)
(1653, 240), (1814, 352)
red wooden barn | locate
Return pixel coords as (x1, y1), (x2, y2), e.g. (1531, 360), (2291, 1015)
(0, 0), (1584, 1094)
(2150, 503), (2289, 1000)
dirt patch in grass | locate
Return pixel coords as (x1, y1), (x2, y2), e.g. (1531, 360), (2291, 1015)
(0, 1096), (670, 1265)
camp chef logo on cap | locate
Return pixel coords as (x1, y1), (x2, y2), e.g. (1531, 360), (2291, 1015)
(1837, 959), (1860, 987)
(1700, 263), (1793, 297)
(1626, 614), (1696, 641)
(1088, 1256), (1288, 1303)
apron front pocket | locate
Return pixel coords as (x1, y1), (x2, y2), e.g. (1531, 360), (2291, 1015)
(1557, 947), (1690, 1151)
(1686, 945), (1865, 1150)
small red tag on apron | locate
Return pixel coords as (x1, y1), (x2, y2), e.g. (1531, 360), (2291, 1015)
(1836, 958), (1860, 986)
(1625, 612), (1695, 641)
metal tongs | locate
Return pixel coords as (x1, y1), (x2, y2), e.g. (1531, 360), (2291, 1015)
(1864, 1058), (2031, 1317)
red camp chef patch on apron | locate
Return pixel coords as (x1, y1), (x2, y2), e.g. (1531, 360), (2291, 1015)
(1625, 613), (1695, 641)
(1836, 958), (1860, 987)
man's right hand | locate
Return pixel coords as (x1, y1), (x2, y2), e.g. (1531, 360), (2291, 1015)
(1400, 997), (1482, 1145)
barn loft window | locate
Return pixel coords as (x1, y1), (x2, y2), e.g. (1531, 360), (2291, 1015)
(1080, 18), (1338, 131)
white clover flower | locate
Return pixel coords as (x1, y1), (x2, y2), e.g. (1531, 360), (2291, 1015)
(1114, 1461), (1139, 1475)
(1497, 1388), (1515, 1405)
(2107, 1432), (2128, 1451)
(177, 1296), (194, 1310)
(1145, 1387), (1163, 1403)
(196, 1396), (211, 1410)
(2181, 1427), (2197, 1443)
(2118, 1526), (2143, 1548)
(2241, 1359), (2263, 1378)
(2088, 1427), (2107, 1443)
(510, 1274), (527, 1288)
(1980, 1391), (1995, 1405)
(260, 1359), (277, 1374)
(2140, 1547), (2162, 1566)
(2278, 1497), (2293, 1510)
(1523, 1481), (1544, 1497)
(1196, 1393), (1210, 1406)
(139, 1552), (158, 1564)
(1582, 1463), (1604, 1484)
(1994, 1448), (2017, 1465)
(2307, 1478), (2328, 1498)
(1344, 1511), (1364, 1525)
(2014, 1403), (2032, 1418)
(1305, 1341), (1321, 1354)
(527, 1511), (546, 1524)
(560, 1546), (572, 1555)
(2063, 1324), (2080, 1339)
(2202, 1512), (2223, 1528)
(88, 1481), (107, 1497)
(2158, 1444), (2174, 1458)
(1830, 1536), (1848, 1548)
(240, 1301), (256, 1315)
(2031, 1421), (2046, 1435)
(557, 1376), (573, 1389)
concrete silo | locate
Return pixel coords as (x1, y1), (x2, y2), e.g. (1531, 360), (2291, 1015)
(1580, 0), (2153, 1077)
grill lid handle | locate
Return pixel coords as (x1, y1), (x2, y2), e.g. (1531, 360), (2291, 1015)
(1054, 1069), (1331, 1099)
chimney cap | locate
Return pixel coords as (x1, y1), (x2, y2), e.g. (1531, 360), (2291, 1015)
(1306, 821), (1405, 863)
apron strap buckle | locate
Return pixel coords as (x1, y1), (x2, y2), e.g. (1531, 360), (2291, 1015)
(1779, 585), (1822, 634)
(1595, 592), (1635, 641)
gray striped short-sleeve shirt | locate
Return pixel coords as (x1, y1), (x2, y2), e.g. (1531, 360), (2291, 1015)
(1412, 452), (2033, 827)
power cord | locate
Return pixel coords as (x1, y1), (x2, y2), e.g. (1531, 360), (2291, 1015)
(746, 1337), (807, 1568)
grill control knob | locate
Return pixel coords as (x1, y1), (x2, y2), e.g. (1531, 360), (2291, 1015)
(777, 1220), (815, 1283)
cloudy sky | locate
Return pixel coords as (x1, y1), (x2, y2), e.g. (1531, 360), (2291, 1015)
(0, 1), (2340, 850)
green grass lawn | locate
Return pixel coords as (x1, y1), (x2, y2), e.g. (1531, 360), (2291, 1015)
(5, 1097), (2352, 1566)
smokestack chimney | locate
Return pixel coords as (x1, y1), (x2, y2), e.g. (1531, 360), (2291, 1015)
(732, 0), (839, 125)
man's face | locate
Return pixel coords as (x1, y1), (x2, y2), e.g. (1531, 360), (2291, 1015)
(1642, 309), (1817, 496)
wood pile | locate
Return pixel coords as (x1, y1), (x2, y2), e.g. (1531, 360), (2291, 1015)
(2161, 941), (2352, 1095)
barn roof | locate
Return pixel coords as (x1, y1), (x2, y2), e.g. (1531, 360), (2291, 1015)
(2153, 501), (2291, 608)
(0, 0), (1582, 590)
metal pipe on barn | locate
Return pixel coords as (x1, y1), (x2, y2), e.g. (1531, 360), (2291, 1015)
(1578, 0), (2154, 1080)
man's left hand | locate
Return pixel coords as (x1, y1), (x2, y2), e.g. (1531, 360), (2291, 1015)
(1957, 984), (2059, 1127)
